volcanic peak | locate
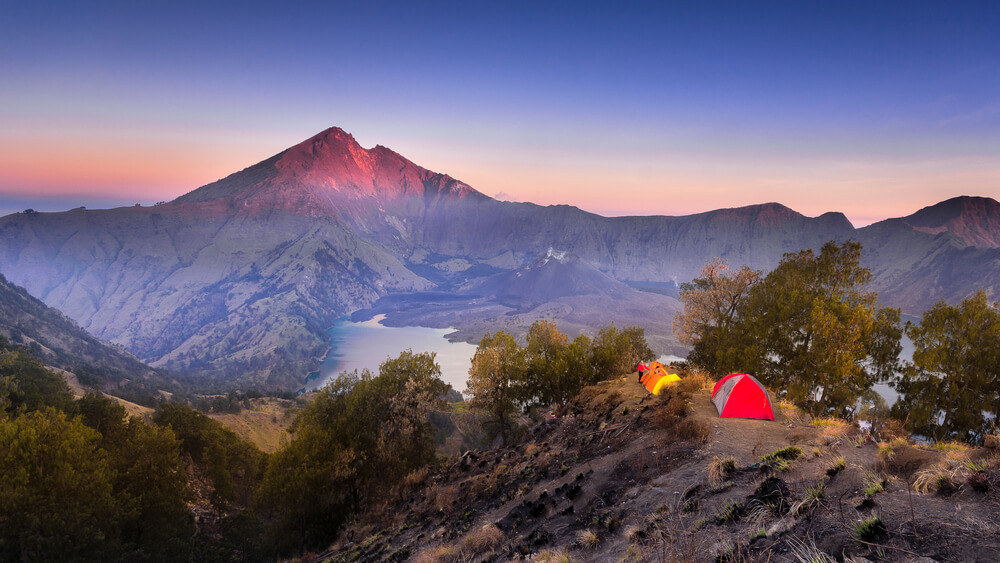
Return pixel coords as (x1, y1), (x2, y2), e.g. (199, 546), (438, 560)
(175, 126), (484, 213)
(902, 196), (1000, 248)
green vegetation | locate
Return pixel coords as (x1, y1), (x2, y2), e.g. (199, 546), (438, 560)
(465, 321), (653, 441)
(853, 515), (887, 542)
(0, 350), (201, 561)
(761, 446), (803, 465)
(256, 349), (446, 554)
(466, 330), (526, 445)
(827, 456), (846, 477)
(715, 500), (741, 523)
(892, 291), (1000, 443)
(154, 403), (267, 509)
(676, 241), (902, 415)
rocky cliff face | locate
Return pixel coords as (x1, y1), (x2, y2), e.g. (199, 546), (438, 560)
(0, 127), (997, 386)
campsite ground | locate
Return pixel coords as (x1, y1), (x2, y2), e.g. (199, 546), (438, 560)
(319, 371), (1000, 562)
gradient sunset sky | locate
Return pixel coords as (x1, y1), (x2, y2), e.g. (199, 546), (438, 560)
(3, 1), (999, 225)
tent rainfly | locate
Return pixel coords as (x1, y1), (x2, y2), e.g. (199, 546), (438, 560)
(640, 361), (681, 395)
(711, 373), (775, 420)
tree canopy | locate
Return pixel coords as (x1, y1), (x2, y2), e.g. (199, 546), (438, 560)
(676, 241), (902, 415)
(892, 291), (1000, 443)
(256, 350), (446, 554)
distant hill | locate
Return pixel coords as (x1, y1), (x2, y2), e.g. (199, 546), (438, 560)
(0, 273), (173, 401)
(1, 126), (998, 387)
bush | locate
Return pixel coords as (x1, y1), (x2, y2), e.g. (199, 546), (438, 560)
(853, 515), (887, 542)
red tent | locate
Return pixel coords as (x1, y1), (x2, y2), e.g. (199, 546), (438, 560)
(711, 373), (775, 421)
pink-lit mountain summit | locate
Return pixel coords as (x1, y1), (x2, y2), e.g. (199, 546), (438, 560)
(176, 127), (482, 218)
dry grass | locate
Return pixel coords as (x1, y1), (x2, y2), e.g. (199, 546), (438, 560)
(677, 370), (711, 393)
(877, 442), (937, 479)
(709, 456), (737, 484)
(777, 400), (808, 423)
(648, 386), (711, 443)
(786, 534), (835, 562)
(913, 468), (958, 494)
(534, 549), (573, 563)
(463, 523), (504, 554)
(429, 484), (458, 513)
(577, 529), (600, 549)
(984, 433), (1000, 449)
(402, 467), (429, 493)
(412, 543), (461, 563)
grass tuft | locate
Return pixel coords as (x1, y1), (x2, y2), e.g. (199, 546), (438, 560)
(463, 524), (504, 554)
(761, 446), (803, 465)
(577, 529), (600, 549)
(863, 470), (885, 497)
(826, 456), (846, 477)
(852, 515), (887, 542)
(787, 534), (835, 562)
(790, 482), (825, 516)
(714, 500), (741, 523)
(708, 456), (737, 484)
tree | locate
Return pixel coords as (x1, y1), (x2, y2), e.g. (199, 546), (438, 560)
(78, 393), (194, 558)
(674, 258), (760, 347)
(523, 320), (571, 407)
(892, 291), (1000, 443)
(0, 409), (116, 561)
(590, 324), (654, 381)
(679, 241), (902, 415)
(154, 403), (266, 509)
(256, 350), (445, 555)
(465, 330), (526, 444)
(0, 350), (74, 415)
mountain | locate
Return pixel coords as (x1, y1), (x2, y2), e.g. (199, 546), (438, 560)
(0, 272), (169, 397)
(0, 127), (997, 387)
(899, 196), (1000, 248)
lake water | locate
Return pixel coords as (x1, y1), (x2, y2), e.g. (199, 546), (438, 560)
(304, 315), (688, 394)
(304, 315), (479, 393)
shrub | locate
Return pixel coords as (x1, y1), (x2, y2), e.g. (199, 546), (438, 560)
(709, 456), (737, 484)
(853, 515), (887, 542)
(967, 471), (990, 492)
(464, 524), (504, 554)
(577, 529), (600, 549)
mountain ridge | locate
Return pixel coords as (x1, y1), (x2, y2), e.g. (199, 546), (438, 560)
(1, 126), (998, 386)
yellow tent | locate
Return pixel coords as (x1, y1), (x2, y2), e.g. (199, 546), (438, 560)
(640, 362), (681, 394)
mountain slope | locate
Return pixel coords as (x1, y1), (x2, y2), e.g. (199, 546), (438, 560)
(0, 272), (167, 395)
(0, 127), (998, 386)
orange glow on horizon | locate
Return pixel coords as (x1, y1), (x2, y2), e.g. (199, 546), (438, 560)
(1, 132), (996, 228)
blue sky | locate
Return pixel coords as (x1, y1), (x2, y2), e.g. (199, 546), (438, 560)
(2, 1), (999, 224)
